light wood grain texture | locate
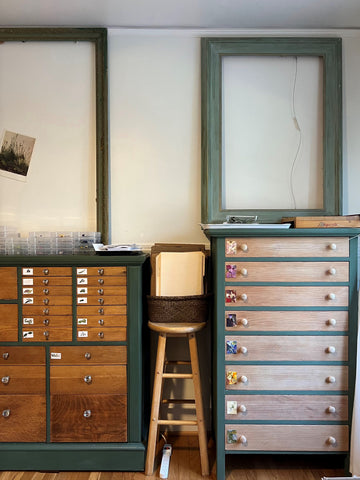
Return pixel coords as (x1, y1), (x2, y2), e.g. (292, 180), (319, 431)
(76, 267), (126, 276)
(0, 305), (18, 341)
(30, 286), (72, 295)
(0, 267), (18, 299)
(24, 316), (72, 327)
(76, 327), (127, 342)
(0, 346), (45, 365)
(77, 305), (127, 316)
(29, 276), (72, 286)
(49, 346), (127, 365)
(23, 305), (73, 316)
(0, 365), (46, 393)
(23, 267), (72, 276)
(22, 327), (72, 342)
(77, 316), (127, 327)
(80, 276), (127, 286)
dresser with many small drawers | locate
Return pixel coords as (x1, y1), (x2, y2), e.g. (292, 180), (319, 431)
(0, 254), (148, 471)
(205, 227), (359, 480)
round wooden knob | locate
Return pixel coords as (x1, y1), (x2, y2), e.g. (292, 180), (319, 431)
(329, 243), (337, 251)
(240, 244), (248, 252)
(327, 406), (336, 414)
(239, 404), (247, 413)
(240, 293), (248, 301)
(327, 318), (337, 327)
(239, 346), (248, 354)
(326, 346), (336, 354)
(239, 435), (247, 445)
(240, 375), (248, 384)
(326, 436), (337, 445)
(240, 268), (248, 277)
(239, 318), (248, 327)
(326, 376), (336, 384)
(327, 293), (336, 301)
(327, 268), (337, 276)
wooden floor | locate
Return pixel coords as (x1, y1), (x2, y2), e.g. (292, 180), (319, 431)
(0, 436), (348, 480)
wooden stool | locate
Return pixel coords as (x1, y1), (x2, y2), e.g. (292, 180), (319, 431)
(145, 321), (209, 476)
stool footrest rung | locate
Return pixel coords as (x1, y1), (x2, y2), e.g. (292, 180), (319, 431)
(162, 373), (192, 379)
(162, 399), (196, 404)
(158, 420), (198, 426)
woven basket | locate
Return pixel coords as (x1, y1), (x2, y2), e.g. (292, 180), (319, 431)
(147, 294), (211, 323)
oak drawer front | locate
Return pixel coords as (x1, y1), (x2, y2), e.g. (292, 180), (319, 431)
(225, 311), (348, 332)
(49, 346), (127, 365)
(50, 365), (127, 394)
(0, 267), (17, 299)
(225, 286), (348, 307)
(22, 267), (72, 277)
(23, 295), (72, 306)
(225, 424), (349, 451)
(22, 327), (72, 342)
(0, 394), (46, 442)
(0, 366), (46, 393)
(77, 315), (127, 328)
(225, 237), (349, 258)
(23, 316), (72, 328)
(225, 395), (348, 421)
(77, 276), (126, 287)
(77, 286), (127, 296)
(225, 336), (348, 362)
(26, 276), (72, 286)
(23, 305), (72, 316)
(76, 267), (127, 277)
(77, 305), (127, 316)
(77, 327), (127, 342)
(225, 365), (348, 391)
(50, 394), (127, 443)
(77, 295), (127, 306)
(26, 286), (72, 296)
(225, 262), (349, 282)
(0, 346), (45, 365)
(0, 304), (18, 341)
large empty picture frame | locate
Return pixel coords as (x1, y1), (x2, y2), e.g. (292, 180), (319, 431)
(0, 28), (109, 241)
(201, 37), (342, 224)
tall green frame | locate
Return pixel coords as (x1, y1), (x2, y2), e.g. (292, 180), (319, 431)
(0, 28), (109, 243)
(201, 37), (343, 224)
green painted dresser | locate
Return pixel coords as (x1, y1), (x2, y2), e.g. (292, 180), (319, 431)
(205, 227), (359, 480)
(0, 254), (148, 471)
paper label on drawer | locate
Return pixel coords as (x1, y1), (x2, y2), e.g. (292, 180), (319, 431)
(77, 268), (88, 275)
(23, 331), (34, 338)
(77, 318), (88, 325)
(23, 317), (34, 325)
(22, 268), (33, 275)
(226, 371), (237, 385)
(226, 430), (238, 444)
(23, 297), (34, 304)
(226, 340), (238, 355)
(77, 287), (88, 294)
(77, 277), (88, 285)
(226, 241), (237, 255)
(78, 331), (88, 338)
(22, 278), (33, 286)
(225, 264), (237, 278)
(77, 297), (87, 304)
(50, 353), (62, 360)
(226, 314), (237, 327)
(227, 401), (238, 415)
(225, 290), (237, 303)
(23, 287), (33, 295)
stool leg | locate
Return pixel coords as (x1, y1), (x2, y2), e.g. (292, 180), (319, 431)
(145, 332), (167, 475)
(188, 332), (210, 476)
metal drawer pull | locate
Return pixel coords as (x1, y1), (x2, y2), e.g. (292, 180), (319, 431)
(84, 375), (92, 384)
(43, 279), (49, 285)
(98, 319), (104, 326)
(328, 243), (337, 251)
(240, 244), (248, 252)
(43, 298), (49, 305)
(2, 409), (10, 418)
(239, 346), (248, 355)
(98, 298), (104, 305)
(43, 319), (50, 326)
(2, 353), (9, 360)
(327, 268), (337, 276)
(239, 404), (247, 413)
(43, 308), (49, 315)
(43, 288), (50, 295)
(327, 318), (337, 327)
(43, 331), (49, 339)
(84, 352), (91, 360)
(98, 268), (104, 275)
(98, 332), (104, 339)
(240, 293), (247, 302)
(327, 406), (336, 414)
(83, 410), (92, 418)
(98, 279), (104, 285)
(239, 435), (247, 445)
(240, 268), (248, 277)
(326, 376), (336, 384)
(327, 293), (336, 301)
(326, 346), (336, 354)
(239, 375), (248, 384)
(326, 436), (337, 445)
(98, 308), (104, 314)
(98, 288), (104, 295)
(239, 318), (248, 327)
(43, 268), (50, 275)
(1, 376), (10, 384)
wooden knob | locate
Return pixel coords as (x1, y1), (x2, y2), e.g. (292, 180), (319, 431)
(240, 244), (248, 252)
(239, 318), (248, 327)
(327, 293), (336, 301)
(328, 243), (337, 251)
(239, 346), (248, 354)
(240, 293), (248, 302)
(239, 435), (247, 445)
(240, 268), (248, 277)
(326, 436), (337, 445)
(327, 318), (337, 327)
(239, 404), (247, 413)
(326, 376), (336, 384)
(240, 375), (248, 384)
(327, 268), (337, 276)
(326, 346), (336, 354)
(327, 406), (336, 414)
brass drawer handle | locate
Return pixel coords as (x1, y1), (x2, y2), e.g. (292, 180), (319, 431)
(2, 353), (9, 360)
(43, 331), (49, 339)
(83, 409), (92, 418)
(2, 409), (10, 418)
(43, 298), (50, 305)
(43, 279), (49, 285)
(1, 376), (10, 384)
(43, 308), (50, 315)
(84, 352), (91, 360)
(84, 375), (92, 384)
(98, 308), (104, 315)
(98, 298), (104, 305)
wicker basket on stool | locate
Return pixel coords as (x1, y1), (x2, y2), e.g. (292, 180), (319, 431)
(146, 293), (211, 324)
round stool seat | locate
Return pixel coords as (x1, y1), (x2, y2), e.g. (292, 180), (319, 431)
(148, 321), (206, 335)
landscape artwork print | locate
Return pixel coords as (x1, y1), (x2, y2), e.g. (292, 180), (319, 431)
(0, 130), (36, 179)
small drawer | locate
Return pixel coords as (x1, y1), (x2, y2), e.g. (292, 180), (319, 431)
(25, 276), (72, 286)
(77, 305), (127, 316)
(225, 311), (348, 332)
(77, 276), (126, 287)
(225, 262), (349, 282)
(225, 424), (349, 451)
(0, 365), (46, 393)
(0, 346), (45, 365)
(225, 237), (349, 258)
(225, 286), (348, 307)
(23, 316), (72, 328)
(22, 267), (72, 277)
(0, 304), (18, 341)
(76, 295), (127, 306)
(49, 345), (127, 365)
(50, 365), (127, 394)
(225, 335), (348, 361)
(77, 315), (127, 328)
(22, 327), (72, 342)
(23, 305), (73, 316)
(0, 394), (46, 442)
(77, 327), (127, 342)
(23, 295), (72, 306)
(225, 365), (348, 391)
(50, 394), (127, 442)
(25, 286), (72, 296)
(76, 286), (127, 296)
(76, 267), (127, 277)
(0, 267), (17, 299)
(225, 394), (348, 421)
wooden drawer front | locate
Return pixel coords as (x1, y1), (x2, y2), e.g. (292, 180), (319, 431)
(78, 276), (126, 287)
(0, 394), (46, 442)
(225, 311), (348, 332)
(225, 395), (348, 421)
(23, 305), (72, 316)
(50, 365), (127, 394)
(225, 365), (348, 391)
(77, 286), (127, 296)
(0, 267), (17, 299)
(225, 286), (348, 307)
(77, 305), (127, 316)
(22, 267), (72, 277)
(0, 304), (18, 341)
(26, 286), (72, 296)
(49, 346), (127, 365)
(225, 336), (348, 362)
(225, 424), (349, 451)
(225, 262), (349, 282)
(50, 394), (127, 442)
(0, 366), (45, 393)
(27, 276), (72, 286)
(77, 294), (127, 306)
(0, 346), (45, 365)
(77, 315), (127, 328)
(23, 316), (72, 328)
(76, 267), (127, 277)
(23, 295), (72, 306)
(77, 327), (126, 342)
(22, 327), (72, 342)
(225, 237), (349, 258)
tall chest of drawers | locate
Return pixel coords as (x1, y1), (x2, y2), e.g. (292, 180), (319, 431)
(205, 227), (359, 480)
(0, 254), (148, 471)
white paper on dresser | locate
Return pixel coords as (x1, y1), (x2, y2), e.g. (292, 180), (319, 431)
(155, 251), (205, 296)
(350, 294), (360, 476)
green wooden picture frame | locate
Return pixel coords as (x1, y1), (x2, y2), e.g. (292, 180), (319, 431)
(201, 37), (342, 224)
(0, 28), (109, 242)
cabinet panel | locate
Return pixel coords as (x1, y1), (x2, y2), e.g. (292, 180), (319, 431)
(77, 327), (126, 342)
(0, 346), (45, 365)
(0, 267), (17, 299)
(49, 345), (127, 365)
(77, 295), (126, 306)
(22, 328), (72, 342)
(0, 365), (45, 393)
(77, 305), (127, 316)
(22, 267), (72, 277)
(0, 304), (18, 341)
(23, 305), (73, 316)
(77, 315), (127, 328)
(76, 266), (126, 276)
